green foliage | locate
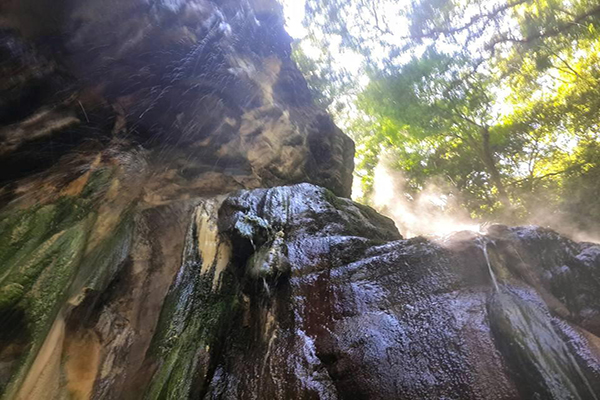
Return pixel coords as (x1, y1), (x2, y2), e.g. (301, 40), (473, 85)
(291, 35), (360, 117)
(301, 0), (600, 232)
(291, 40), (337, 109)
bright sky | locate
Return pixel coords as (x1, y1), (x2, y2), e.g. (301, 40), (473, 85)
(277, 0), (592, 238)
(280, 0), (370, 84)
(277, 0), (513, 232)
(279, 0), (523, 122)
(281, 0), (308, 39)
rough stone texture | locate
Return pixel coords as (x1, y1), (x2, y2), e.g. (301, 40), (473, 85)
(204, 184), (600, 400)
(1, 1), (600, 399)
(0, 0), (354, 202)
(0, 1), (352, 398)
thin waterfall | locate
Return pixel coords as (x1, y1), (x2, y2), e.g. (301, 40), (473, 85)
(479, 237), (500, 292)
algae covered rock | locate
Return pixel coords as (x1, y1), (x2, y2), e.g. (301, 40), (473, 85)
(1, 173), (600, 399)
(0, 0), (600, 398)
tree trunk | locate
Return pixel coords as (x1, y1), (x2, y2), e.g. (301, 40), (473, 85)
(480, 127), (512, 210)
(2, 3), (600, 399)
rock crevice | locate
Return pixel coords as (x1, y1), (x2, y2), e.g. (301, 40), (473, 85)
(0, 1), (599, 399)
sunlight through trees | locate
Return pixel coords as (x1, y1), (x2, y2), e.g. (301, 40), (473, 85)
(287, 0), (600, 235)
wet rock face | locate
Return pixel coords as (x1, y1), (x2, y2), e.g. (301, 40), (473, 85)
(0, 0), (354, 202)
(2, 171), (600, 399)
(203, 187), (600, 400)
(1, 1), (600, 399)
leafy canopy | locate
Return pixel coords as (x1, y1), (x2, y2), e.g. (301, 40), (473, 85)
(298, 0), (600, 232)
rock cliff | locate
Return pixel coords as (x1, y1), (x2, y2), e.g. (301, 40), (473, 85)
(0, 1), (599, 399)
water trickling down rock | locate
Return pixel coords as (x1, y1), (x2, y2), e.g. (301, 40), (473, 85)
(0, 0), (600, 399)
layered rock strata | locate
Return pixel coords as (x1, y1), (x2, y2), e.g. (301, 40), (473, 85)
(0, 1), (599, 399)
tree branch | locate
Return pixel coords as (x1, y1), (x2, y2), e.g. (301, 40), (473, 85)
(508, 162), (589, 187)
(407, 0), (529, 40)
(486, 5), (600, 50)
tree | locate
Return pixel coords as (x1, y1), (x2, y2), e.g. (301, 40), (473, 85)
(301, 0), (600, 228)
(358, 49), (513, 213)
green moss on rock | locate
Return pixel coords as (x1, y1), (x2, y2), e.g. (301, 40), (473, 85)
(145, 209), (239, 400)
(1, 215), (93, 400)
(0, 166), (125, 399)
(81, 167), (115, 199)
(70, 210), (135, 296)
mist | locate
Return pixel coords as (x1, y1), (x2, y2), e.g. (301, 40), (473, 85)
(368, 156), (600, 244)
(368, 156), (481, 238)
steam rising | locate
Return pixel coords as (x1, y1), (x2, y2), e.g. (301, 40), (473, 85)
(369, 157), (481, 238)
(367, 156), (600, 243)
